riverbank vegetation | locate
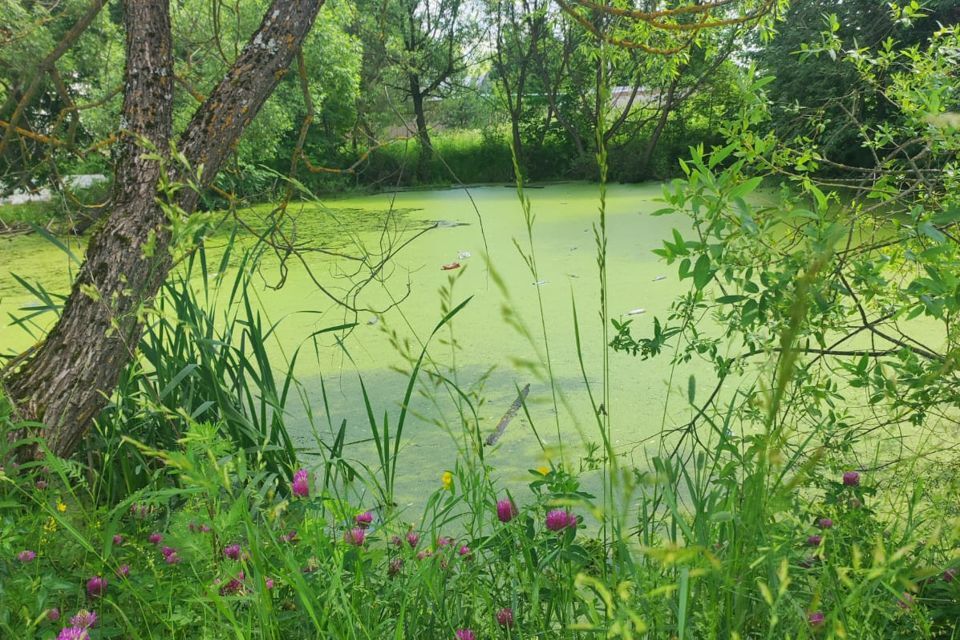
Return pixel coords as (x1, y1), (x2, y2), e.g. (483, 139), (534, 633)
(2, 0), (960, 638)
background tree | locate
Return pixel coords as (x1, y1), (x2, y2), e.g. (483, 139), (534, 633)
(387, 0), (480, 181)
(488, 0), (550, 171)
(0, 0), (122, 222)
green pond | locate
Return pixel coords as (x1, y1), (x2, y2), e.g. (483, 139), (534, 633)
(0, 183), (715, 507)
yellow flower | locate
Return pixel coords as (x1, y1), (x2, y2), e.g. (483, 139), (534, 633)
(43, 516), (57, 533)
(57, 501), (67, 513)
(537, 465), (550, 476)
(441, 471), (454, 491)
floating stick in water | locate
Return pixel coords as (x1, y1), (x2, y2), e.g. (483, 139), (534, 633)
(486, 384), (531, 446)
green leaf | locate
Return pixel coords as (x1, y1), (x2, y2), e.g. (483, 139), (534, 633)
(693, 255), (713, 290)
(708, 142), (737, 169)
(931, 206), (960, 225)
(919, 221), (946, 243)
(728, 176), (763, 199)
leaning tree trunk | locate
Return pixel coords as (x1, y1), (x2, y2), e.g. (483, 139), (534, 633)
(3, 0), (324, 459)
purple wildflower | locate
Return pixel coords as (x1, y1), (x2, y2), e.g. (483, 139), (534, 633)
(817, 518), (833, 529)
(161, 546), (175, 558)
(47, 608), (60, 622)
(219, 572), (245, 596)
(70, 610), (97, 628)
(265, 578), (275, 590)
(416, 549), (432, 561)
(344, 527), (366, 547)
(496, 499), (517, 523)
(806, 535), (822, 547)
(116, 564), (131, 578)
(17, 550), (36, 563)
(291, 468), (310, 498)
(458, 545), (471, 558)
(164, 552), (181, 565)
(842, 471), (860, 486)
(808, 611), (825, 627)
(112, 534), (123, 546)
(224, 544), (242, 560)
(437, 536), (454, 548)
(455, 630), (476, 640)
(280, 530), (297, 543)
(200, 523), (212, 533)
(355, 511), (374, 529)
(406, 531), (420, 548)
(388, 557), (404, 576)
(35, 479), (48, 491)
(86, 576), (107, 598)
(496, 607), (514, 628)
(57, 628), (88, 640)
(148, 533), (163, 545)
(546, 509), (576, 532)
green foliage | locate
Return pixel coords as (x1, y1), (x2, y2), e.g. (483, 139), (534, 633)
(754, 0), (958, 168)
(617, 18), (960, 441)
(4, 3), (960, 639)
(359, 130), (515, 186)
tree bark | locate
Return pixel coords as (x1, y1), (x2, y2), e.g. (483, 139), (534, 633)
(3, 0), (325, 458)
(409, 74), (432, 182)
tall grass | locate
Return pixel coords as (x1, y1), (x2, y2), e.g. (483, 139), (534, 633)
(88, 238), (318, 502)
(1, 104), (958, 640)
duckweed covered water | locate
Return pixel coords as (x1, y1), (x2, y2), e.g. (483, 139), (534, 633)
(0, 183), (715, 507)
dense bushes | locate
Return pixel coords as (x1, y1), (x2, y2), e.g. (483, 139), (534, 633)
(335, 121), (717, 190)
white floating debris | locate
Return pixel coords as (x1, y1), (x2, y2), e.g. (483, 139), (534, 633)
(533, 280), (548, 286)
(625, 308), (646, 316)
(367, 316), (379, 325)
(457, 250), (472, 260)
(653, 275), (666, 281)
